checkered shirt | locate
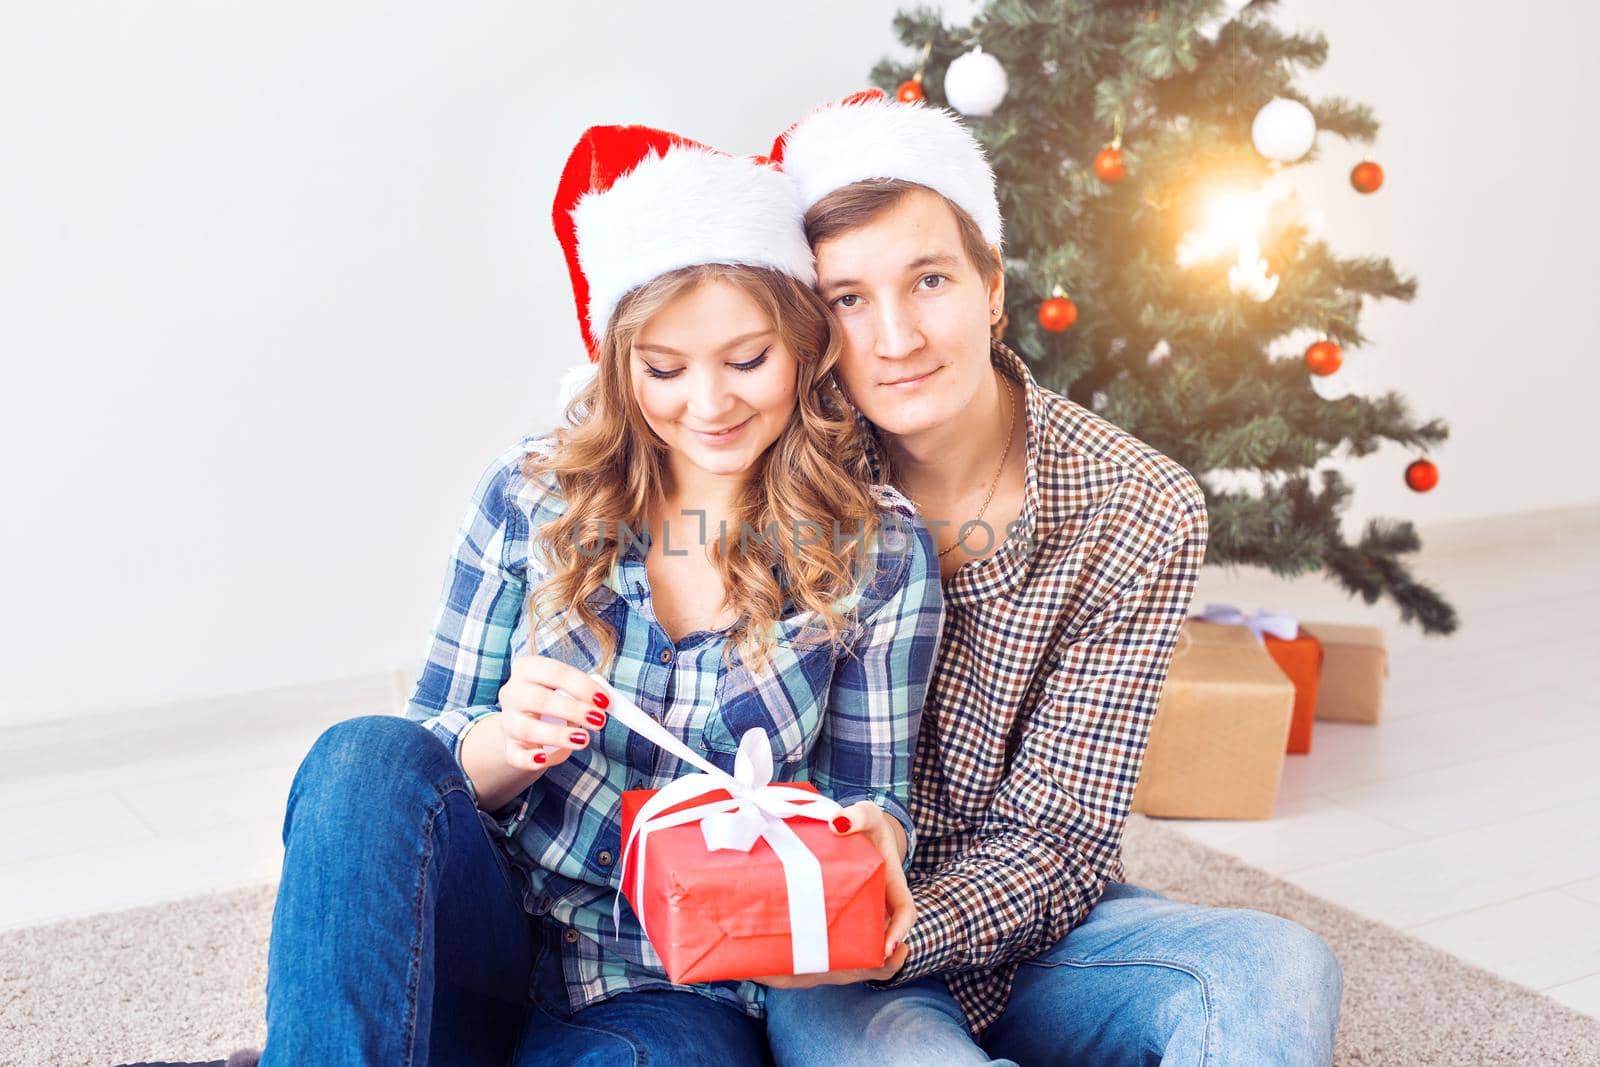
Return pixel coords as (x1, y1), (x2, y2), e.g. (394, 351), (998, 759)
(869, 341), (1209, 1034)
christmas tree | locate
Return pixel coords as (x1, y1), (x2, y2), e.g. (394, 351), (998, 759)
(873, 0), (1457, 635)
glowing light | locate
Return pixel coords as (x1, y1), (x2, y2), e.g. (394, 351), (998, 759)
(1178, 180), (1297, 302)
(1177, 187), (1270, 266)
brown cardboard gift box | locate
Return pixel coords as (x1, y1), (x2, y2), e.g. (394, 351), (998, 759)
(1302, 621), (1388, 724)
(1131, 620), (1296, 820)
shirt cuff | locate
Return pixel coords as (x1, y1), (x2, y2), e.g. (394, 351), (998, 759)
(871, 879), (963, 986)
(412, 705), (501, 806)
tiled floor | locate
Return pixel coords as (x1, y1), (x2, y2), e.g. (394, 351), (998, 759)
(2, 504), (1596, 1021)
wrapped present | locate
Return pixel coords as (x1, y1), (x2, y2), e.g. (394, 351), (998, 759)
(1131, 620), (1295, 819)
(1302, 622), (1387, 723)
(593, 675), (887, 985)
(1193, 605), (1325, 754)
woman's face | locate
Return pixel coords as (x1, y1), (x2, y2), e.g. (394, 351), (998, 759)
(629, 277), (799, 482)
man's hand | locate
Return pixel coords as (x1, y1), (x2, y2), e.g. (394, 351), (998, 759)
(754, 941), (909, 989)
(753, 800), (915, 989)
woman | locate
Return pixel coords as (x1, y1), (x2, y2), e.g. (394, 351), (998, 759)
(251, 125), (944, 1066)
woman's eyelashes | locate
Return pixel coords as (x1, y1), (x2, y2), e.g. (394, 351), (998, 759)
(731, 347), (770, 372)
(916, 273), (948, 291)
(642, 347), (770, 380)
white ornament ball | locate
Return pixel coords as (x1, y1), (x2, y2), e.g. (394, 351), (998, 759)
(944, 47), (1008, 117)
(1227, 252), (1279, 302)
(1251, 97), (1316, 162)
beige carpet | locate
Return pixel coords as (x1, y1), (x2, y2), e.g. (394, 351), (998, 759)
(3, 816), (1598, 1066)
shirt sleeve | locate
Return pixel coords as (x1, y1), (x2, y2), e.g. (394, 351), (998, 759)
(402, 441), (531, 829)
(888, 477), (1208, 984)
(808, 510), (945, 868)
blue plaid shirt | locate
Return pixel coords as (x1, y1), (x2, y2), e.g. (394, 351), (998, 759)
(405, 432), (944, 1019)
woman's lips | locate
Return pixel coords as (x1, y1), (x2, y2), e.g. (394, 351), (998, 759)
(689, 414), (754, 445)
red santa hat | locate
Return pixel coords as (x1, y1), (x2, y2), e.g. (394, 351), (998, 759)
(551, 124), (816, 403)
(770, 89), (1003, 247)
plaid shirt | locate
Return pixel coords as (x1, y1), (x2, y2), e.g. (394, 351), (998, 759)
(868, 342), (1209, 1035)
(404, 432), (944, 1020)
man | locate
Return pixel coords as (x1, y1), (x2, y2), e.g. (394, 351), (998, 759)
(760, 91), (1342, 1066)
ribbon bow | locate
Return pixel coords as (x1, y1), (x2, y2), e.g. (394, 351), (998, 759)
(591, 673), (844, 974)
(1195, 603), (1300, 644)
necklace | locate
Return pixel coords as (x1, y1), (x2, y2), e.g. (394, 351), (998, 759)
(938, 373), (1017, 559)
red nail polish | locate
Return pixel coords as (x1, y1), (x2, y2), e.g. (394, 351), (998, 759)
(533, 751), (547, 765)
(586, 710), (607, 728)
(831, 815), (851, 833)
(570, 730), (589, 746)
(592, 692), (610, 709)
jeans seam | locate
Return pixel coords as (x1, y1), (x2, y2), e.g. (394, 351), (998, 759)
(1022, 956), (1214, 1067)
(402, 778), (473, 1067)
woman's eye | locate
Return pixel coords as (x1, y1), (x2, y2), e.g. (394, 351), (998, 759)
(918, 274), (947, 290)
(731, 347), (770, 372)
(644, 365), (682, 381)
(832, 294), (860, 310)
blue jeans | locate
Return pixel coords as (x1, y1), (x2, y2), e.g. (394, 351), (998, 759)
(765, 882), (1342, 1067)
(262, 715), (768, 1066)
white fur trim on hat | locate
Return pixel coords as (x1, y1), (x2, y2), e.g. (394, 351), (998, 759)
(778, 97), (1003, 247)
(571, 147), (817, 343)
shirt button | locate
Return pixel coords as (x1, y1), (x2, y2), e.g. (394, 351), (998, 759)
(631, 780), (646, 790)
(597, 850), (614, 867)
(563, 927), (580, 944)
(659, 649), (674, 664)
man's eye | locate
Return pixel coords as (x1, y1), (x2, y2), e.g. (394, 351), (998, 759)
(918, 274), (947, 290)
(832, 294), (860, 310)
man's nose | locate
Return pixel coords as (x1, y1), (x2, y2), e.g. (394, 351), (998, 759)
(874, 300), (924, 360)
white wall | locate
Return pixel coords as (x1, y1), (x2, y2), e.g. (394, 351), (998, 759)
(2, 1), (1594, 728)
(1273, 0), (1600, 528)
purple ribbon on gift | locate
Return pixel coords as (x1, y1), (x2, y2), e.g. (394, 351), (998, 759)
(1194, 603), (1300, 645)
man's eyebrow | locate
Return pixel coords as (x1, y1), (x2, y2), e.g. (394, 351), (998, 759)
(634, 329), (773, 358)
(819, 252), (964, 294)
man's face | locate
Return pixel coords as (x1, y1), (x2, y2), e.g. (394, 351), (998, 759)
(813, 187), (1002, 438)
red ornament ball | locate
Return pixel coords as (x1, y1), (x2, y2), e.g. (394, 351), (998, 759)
(1351, 160), (1384, 194)
(1038, 297), (1078, 333)
(1405, 458), (1439, 493)
(896, 79), (925, 104)
(1304, 339), (1343, 376)
(1093, 146), (1126, 184)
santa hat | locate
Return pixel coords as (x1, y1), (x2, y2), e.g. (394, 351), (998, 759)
(770, 89), (1003, 247)
(551, 124), (816, 403)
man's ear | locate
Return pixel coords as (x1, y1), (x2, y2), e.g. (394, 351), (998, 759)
(987, 246), (1005, 310)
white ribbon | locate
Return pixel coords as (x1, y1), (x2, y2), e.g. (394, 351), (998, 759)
(1195, 603), (1300, 645)
(589, 673), (843, 974)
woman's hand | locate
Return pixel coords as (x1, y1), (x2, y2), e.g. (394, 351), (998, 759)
(494, 654), (610, 772)
(754, 799), (916, 989)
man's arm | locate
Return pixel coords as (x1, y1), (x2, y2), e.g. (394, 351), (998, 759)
(888, 478), (1208, 983)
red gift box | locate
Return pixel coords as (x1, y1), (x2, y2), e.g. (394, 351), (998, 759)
(618, 781), (886, 985)
(1261, 628), (1324, 754)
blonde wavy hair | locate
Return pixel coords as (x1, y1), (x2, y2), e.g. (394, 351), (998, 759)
(524, 264), (882, 674)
